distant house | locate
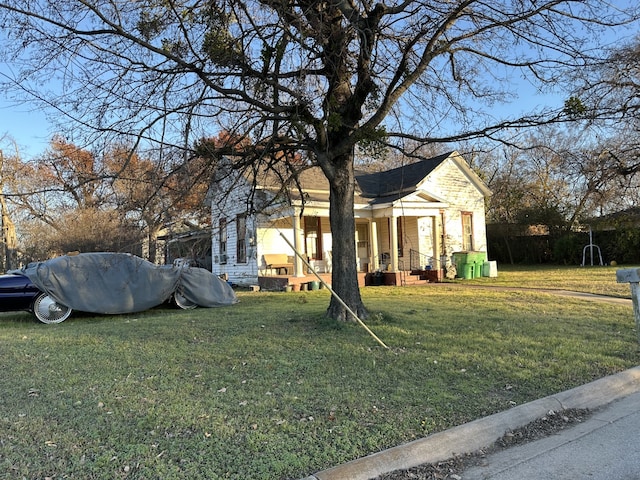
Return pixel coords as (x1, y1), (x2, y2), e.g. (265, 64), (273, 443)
(209, 151), (491, 287)
(588, 207), (640, 230)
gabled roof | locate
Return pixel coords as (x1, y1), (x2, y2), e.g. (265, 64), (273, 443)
(221, 150), (489, 210)
(255, 165), (330, 192)
(355, 151), (451, 199)
(253, 164), (334, 203)
(355, 151), (491, 203)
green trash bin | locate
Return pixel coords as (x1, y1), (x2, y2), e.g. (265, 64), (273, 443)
(461, 252), (486, 279)
(467, 252), (486, 264)
(473, 253), (487, 278)
(473, 261), (482, 278)
(452, 252), (468, 278)
(462, 263), (474, 279)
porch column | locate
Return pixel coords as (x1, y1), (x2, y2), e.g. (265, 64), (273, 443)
(390, 215), (399, 271)
(292, 212), (306, 277)
(439, 209), (447, 270)
(433, 215), (441, 271)
(370, 220), (379, 271)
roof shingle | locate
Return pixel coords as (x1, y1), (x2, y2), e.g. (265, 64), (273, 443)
(355, 152), (451, 198)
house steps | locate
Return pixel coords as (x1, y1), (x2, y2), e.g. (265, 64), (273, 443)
(398, 269), (444, 286)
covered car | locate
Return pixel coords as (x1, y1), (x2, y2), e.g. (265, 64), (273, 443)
(0, 272), (69, 323)
(2, 252), (237, 324)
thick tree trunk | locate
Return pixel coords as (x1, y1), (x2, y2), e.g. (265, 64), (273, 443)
(326, 154), (368, 322)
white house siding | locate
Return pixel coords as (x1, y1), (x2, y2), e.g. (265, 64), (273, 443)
(214, 207), (335, 284)
(256, 217), (294, 270)
(381, 214), (443, 270)
(418, 216), (436, 266)
(211, 220), (261, 286)
(212, 184), (337, 284)
(320, 217), (332, 261)
(398, 217), (414, 270)
(210, 175), (262, 285)
(421, 158), (488, 255)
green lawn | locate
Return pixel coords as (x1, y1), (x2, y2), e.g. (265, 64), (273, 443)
(461, 263), (635, 298)
(0, 266), (638, 479)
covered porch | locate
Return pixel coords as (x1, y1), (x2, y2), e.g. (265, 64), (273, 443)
(258, 204), (448, 286)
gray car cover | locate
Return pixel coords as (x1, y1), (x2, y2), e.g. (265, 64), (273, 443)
(19, 252), (237, 314)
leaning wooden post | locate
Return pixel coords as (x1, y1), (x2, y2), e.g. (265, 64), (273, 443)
(616, 268), (640, 344)
(279, 232), (389, 350)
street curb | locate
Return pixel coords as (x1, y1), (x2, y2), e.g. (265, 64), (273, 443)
(302, 365), (640, 480)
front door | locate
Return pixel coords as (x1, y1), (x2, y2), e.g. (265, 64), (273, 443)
(304, 216), (322, 260)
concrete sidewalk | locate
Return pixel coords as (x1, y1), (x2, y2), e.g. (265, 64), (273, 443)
(303, 366), (640, 480)
(462, 389), (640, 479)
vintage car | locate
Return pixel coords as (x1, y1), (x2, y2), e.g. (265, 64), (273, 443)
(0, 272), (71, 323)
(0, 252), (237, 324)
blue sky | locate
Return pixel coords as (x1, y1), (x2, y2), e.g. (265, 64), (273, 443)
(0, 77), (567, 160)
(0, 99), (53, 159)
(0, 3), (636, 160)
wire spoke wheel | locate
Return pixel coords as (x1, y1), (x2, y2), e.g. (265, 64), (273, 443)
(32, 293), (73, 324)
(174, 292), (197, 310)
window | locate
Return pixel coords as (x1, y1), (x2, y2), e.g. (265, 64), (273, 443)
(462, 212), (473, 251)
(219, 218), (227, 264)
(236, 215), (247, 263)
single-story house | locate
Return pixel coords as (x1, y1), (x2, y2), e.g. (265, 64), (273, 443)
(209, 151), (491, 287)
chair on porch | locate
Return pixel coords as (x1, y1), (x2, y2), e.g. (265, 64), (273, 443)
(262, 254), (294, 275)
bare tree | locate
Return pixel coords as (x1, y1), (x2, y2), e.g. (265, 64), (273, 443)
(105, 144), (212, 262)
(0, 139), (141, 258)
(1, 138), (210, 261)
(484, 128), (630, 226)
(0, 1), (637, 320)
(569, 35), (640, 182)
(1, 138), (104, 228)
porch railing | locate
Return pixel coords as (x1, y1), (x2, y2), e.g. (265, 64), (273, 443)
(409, 249), (431, 271)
